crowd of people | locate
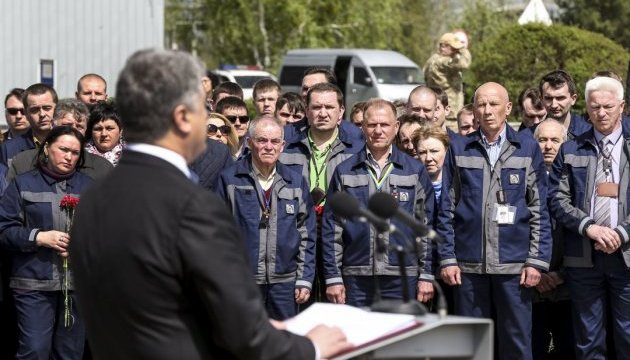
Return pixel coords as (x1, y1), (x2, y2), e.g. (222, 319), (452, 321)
(0, 39), (628, 360)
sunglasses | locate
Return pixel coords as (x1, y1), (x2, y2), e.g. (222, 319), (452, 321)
(6, 108), (25, 115)
(225, 115), (250, 123)
(207, 124), (231, 135)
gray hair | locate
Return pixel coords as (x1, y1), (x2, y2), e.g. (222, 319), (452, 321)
(116, 49), (205, 143)
(247, 115), (284, 139)
(53, 98), (89, 122)
(584, 76), (625, 102)
(533, 118), (567, 142)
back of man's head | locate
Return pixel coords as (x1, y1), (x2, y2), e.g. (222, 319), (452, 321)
(116, 49), (205, 144)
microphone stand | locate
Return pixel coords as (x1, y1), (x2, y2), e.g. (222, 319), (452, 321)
(370, 231), (427, 315)
(370, 229), (387, 305)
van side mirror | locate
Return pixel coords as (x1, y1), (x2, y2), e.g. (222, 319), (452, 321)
(353, 67), (373, 87)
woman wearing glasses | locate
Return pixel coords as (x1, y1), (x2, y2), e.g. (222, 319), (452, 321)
(206, 113), (239, 159)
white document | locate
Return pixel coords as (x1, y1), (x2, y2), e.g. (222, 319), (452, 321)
(285, 303), (419, 346)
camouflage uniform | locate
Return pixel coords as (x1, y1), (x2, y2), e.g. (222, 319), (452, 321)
(423, 48), (471, 120)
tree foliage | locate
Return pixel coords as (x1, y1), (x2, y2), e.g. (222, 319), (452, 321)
(166, 0), (440, 73)
(468, 23), (629, 114)
(557, 0), (630, 50)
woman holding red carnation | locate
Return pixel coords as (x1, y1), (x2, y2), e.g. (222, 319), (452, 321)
(0, 126), (93, 359)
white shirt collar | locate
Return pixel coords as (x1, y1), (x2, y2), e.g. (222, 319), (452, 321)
(126, 143), (191, 179)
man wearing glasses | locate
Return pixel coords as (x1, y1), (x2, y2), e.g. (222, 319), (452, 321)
(216, 116), (316, 320)
(0, 84), (57, 165)
(3, 89), (30, 142)
(215, 96), (250, 159)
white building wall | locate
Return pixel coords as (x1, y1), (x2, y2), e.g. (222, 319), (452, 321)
(0, 0), (164, 104)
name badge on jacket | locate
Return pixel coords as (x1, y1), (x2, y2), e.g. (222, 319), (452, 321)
(286, 204), (295, 214)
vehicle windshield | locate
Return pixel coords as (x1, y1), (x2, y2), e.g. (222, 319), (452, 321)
(370, 67), (423, 85)
(234, 76), (272, 88)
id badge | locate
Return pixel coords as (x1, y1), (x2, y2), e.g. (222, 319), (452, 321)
(596, 182), (618, 198)
(310, 187), (326, 205)
(492, 203), (516, 224)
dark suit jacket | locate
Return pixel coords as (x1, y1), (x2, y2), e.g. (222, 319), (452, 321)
(70, 150), (314, 360)
(190, 139), (234, 192)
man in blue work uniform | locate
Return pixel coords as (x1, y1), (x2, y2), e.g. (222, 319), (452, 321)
(216, 116), (316, 320)
(437, 82), (552, 360)
(322, 98), (435, 307)
(548, 76), (630, 359)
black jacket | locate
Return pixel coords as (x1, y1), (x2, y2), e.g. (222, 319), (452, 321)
(70, 150), (314, 360)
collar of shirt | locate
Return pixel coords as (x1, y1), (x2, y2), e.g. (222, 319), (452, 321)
(308, 127), (339, 156)
(126, 143), (191, 179)
(252, 161), (277, 191)
(594, 125), (623, 149)
(480, 123), (507, 149)
(366, 145), (393, 173)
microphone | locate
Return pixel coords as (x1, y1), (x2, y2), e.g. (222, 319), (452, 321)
(328, 192), (394, 234)
(368, 192), (441, 241)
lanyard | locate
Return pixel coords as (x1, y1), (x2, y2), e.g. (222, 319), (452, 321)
(597, 133), (622, 181)
(310, 144), (332, 189)
(368, 162), (394, 191)
(259, 187), (273, 229)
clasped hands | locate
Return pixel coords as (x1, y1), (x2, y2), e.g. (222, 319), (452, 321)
(586, 224), (622, 254)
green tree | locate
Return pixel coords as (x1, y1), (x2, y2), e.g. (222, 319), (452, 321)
(468, 23), (629, 115)
(557, 0), (630, 50)
(166, 0), (439, 74)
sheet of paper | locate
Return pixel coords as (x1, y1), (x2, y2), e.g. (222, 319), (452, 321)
(285, 303), (418, 346)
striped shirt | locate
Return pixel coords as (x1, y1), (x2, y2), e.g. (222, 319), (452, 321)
(480, 124), (507, 168)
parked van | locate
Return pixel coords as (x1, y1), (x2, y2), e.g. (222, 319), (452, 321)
(278, 49), (423, 115)
(214, 69), (277, 100)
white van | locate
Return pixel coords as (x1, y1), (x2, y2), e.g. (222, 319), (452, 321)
(278, 49), (423, 114)
(214, 69), (277, 100)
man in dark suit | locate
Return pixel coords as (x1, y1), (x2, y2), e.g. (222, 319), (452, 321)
(69, 49), (350, 359)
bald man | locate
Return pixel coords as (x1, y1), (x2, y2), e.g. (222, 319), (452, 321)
(406, 85), (436, 122)
(436, 82), (551, 360)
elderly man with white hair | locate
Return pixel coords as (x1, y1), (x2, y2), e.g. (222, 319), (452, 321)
(548, 75), (629, 359)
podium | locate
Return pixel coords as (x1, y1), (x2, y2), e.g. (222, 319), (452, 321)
(332, 314), (493, 360)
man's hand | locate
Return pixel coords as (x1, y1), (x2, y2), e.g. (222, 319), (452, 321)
(587, 224), (622, 253)
(326, 284), (346, 304)
(520, 266), (541, 288)
(535, 271), (564, 293)
(417, 281), (434, 303)
(294, 288), (311, 304)
(269, 319), (286, 330)
(440, 266), (461, 286)
(306, 324), (353, 359)
(36, 230), (70, 254)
